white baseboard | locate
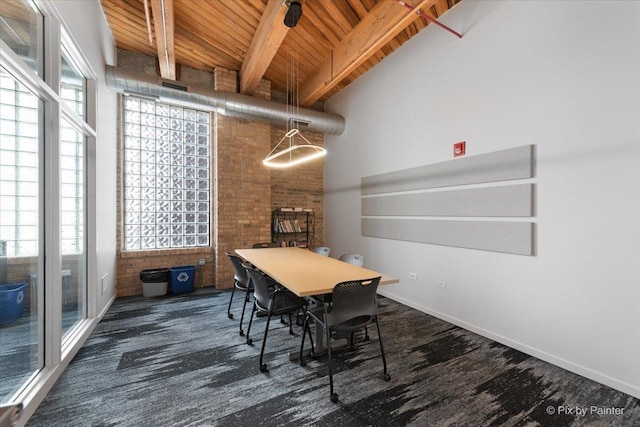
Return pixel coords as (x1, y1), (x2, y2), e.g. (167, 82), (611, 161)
(98, 294), (117, 319)
(377, 289), (640, 400)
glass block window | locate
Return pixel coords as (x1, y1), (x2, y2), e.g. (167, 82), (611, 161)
(122, 96), (210, 250)
(0, 68), (41, 257)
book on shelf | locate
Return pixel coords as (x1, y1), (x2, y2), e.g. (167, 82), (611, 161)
(274, 218), (302, 233)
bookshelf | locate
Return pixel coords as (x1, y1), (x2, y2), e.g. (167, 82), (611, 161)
(271, 208), (315, 248)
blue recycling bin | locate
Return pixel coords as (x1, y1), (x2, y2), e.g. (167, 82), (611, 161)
(170, 265), (195, 294)
(0, 283), (29, 324)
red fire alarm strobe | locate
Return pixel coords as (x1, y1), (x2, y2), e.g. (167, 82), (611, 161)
(454, 141), (466, 157)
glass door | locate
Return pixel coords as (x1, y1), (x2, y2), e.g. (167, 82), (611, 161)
(0, 66), (45, 403)
(60, 46), (87, 338)
(0, 0), (45, 403)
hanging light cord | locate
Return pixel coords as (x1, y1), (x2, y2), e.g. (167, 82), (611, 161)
(263, 0), (326, 168)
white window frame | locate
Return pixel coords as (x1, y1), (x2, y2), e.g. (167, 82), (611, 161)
(0, 0), (98, 415)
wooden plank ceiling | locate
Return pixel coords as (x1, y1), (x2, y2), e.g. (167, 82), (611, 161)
(100, 0), (460, 106)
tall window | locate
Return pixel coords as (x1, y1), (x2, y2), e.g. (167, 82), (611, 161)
(1, 0), (45, 405)
(60, 48), (84, 118)
(59, 47), (85, 256)
(0, 70), (40, 257)
(122, 96), (210, 250)
(60, 116), (86, 335)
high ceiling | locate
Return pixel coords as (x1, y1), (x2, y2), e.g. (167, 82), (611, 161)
(100, 0), (460, 106)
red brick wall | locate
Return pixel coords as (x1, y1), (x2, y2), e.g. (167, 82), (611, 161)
(214, 69), (273, 290)
(269, 90), (325, 248)
(114, 51), (325, 295)
(114, 90), (217, 296)
(115, 52), (218, 296)
(270, 123), (325, 248)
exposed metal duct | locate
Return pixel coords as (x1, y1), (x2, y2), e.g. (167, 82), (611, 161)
(105, 65), (345, 135)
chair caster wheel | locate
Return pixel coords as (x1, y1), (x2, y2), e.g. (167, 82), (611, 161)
(300, 359), (307, 367)
(331, 393), (339, 403)
(246, 338), (253, 346)
(384, 373), (391, 381)
(289, 330), (294, 336)
(310, 351), (316, 359)
(228, 313), (234, 319)
(260, 364), (268, 373)
(239, 330), (245, 337)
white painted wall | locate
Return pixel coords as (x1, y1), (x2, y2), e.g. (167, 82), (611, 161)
(325, 0), (640, 398)
(52, 0), (117, 314)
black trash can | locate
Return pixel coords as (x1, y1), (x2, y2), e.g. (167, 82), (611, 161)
(140, 268), (170, 297)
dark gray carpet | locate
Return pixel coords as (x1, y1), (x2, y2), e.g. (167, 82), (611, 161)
(1, 306), (85, 401)
(27, 289), (639, 426)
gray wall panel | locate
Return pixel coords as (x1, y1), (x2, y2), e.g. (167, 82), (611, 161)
(361, 145), (533, 195)
(362, 184), (533, 217)
(362, 218), (533, 255)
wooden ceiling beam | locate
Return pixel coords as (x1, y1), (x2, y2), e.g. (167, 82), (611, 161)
(346, 0), (369, 20)
(150, 0), (176, 80)
(240, 0), (289, 95)
(298, 0), (437, 106)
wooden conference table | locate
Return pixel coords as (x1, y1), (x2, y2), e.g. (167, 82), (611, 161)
(235, 247), (398, 357)
(235, 247), (398, 297)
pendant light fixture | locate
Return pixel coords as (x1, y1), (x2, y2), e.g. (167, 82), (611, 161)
(263, 1), (327, 169)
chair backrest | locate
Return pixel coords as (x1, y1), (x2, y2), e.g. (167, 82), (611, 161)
(225, 252), (250, 287)
(243, 263), (272, 308)
(252, 242), (279, 249)
(325, 277), (381, 328)
(338, 253), (364, 267)
(312, 246), (331, 256)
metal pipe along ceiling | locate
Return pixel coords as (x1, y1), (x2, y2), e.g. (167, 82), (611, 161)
(105, 65), (345, 135)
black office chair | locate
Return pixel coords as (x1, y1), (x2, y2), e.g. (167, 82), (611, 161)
(225, 252), (253, 337)
(337, 253), (371, 339)
(244, 263), (307, 373)
(299, 276), (390, 403)
(251, 241), (305, 326)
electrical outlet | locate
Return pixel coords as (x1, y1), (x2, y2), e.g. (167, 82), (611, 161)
(437, 281), (447, 289)
(198, 258), (206, 266)
(61, 269), (71, 277)
(101, 273), (109, 295)
(409, 273), (417, 280)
